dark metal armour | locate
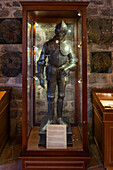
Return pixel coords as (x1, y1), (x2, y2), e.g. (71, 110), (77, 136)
(45, 38), (70, 67)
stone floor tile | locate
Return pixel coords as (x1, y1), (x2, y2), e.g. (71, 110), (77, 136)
(0, 146), (12, 161)
(0, 160), (22, 170)
(88, 166), (105, 170)
(88, 156), (99, 167)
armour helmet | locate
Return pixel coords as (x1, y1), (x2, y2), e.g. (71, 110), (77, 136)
(55, 20), (68, 37)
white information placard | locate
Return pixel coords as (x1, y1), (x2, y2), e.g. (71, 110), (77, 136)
(46, 125), (67, 149)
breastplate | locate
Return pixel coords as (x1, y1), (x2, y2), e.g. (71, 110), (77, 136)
(60, 40), (70, 56)
(47, 39), (69, 67)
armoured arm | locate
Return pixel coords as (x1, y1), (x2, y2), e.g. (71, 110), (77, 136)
(37, 43), (47, 88)
(61, 53), (78, 76)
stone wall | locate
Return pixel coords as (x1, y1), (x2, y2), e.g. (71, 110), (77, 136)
(87, 0), (113, 134)
(0, 1), (22, 136)
(0, 0), (113, 136)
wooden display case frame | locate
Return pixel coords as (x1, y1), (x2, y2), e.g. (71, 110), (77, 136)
(0, 87), (11, 155)
(20, 1), (89, 169)
(92, 88), (113, 169)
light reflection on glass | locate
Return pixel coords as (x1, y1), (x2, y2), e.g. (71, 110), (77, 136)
(56, 40), (59, 44)
(68, 29), (71, 33)
(78, 42), (82, 48)
(35, 22), (38, 27)
(78, 12), (81, 16)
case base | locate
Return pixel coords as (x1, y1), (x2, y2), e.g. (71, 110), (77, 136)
(38, 116), (73, 147)
(21, 156), (90, 170)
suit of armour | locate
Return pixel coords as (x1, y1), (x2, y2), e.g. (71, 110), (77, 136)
(37, 21), (77, 130)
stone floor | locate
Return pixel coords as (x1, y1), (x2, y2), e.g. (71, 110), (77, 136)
(88, 144), (105, 170)
(0, 136), (22, 170)
(0, 135), (106, 170)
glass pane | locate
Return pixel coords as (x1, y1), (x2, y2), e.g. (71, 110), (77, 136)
(27, 21), (33, 136)
(77, 12), (83, 139)
(27, 10), (83, 150)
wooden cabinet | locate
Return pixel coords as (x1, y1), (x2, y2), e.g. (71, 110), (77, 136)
(0, 88), (11, 155)
(92, 88), (113, 168)
(21, 1), (89, 169)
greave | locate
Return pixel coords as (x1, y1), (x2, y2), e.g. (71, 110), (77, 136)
(57, 97), (64, 118)
(48, 100), (54, 120)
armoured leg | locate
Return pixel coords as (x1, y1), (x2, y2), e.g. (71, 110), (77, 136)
(57, 78), (66, 117)
(47, 81), (56, 120)
(47, 95), (55, 120)
(42, 95), (55, 131)
(57, 79), (67, 125)
(57, 97), (67, 126)
(57, 94), (64, 118)
(42, 81), (56, 131)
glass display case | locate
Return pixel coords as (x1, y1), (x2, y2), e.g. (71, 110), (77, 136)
(21, 1), (89, 169)
(92, 88), (113, 168)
